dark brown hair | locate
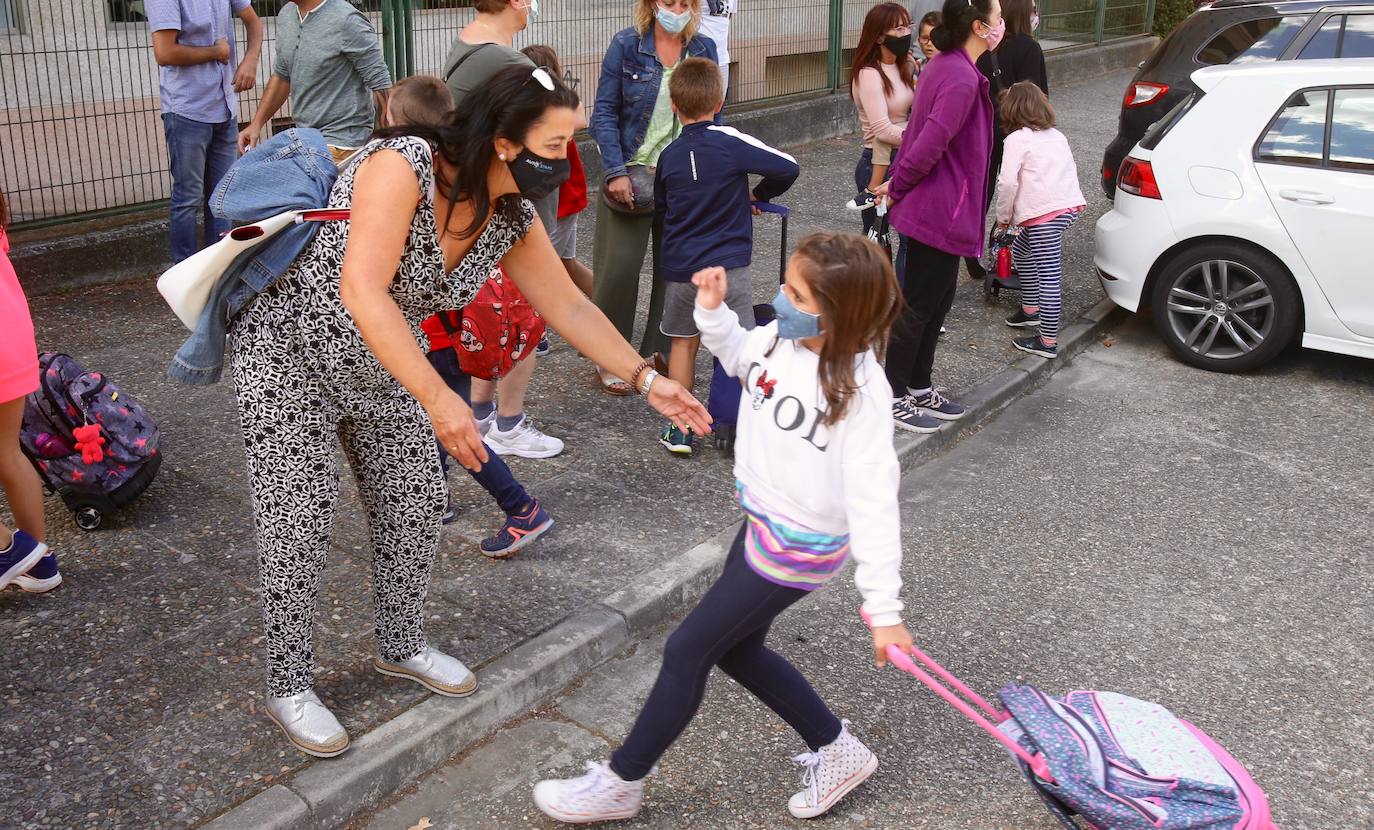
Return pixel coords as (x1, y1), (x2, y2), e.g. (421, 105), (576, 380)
(669, 56), (724, 120)
(932, 0), (998, 52)
(473, 0), (513, 14)
(851, 2), (915, 99)
(786, 232), (901, 426)
(0, 189), (8, 231)
(919, 10), (942, 31)
(388, 75), (454, 128)
(521, 44), (563, 79)
(999, 81), (1056, 133)
(1002, 0), (1035, 38)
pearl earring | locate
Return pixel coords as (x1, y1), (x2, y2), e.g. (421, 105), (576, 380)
(499, 153), (507, 161)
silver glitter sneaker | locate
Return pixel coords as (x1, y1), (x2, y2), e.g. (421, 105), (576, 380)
(265, 690), (350, 758)
(787, 721), (878, 819)
(373, 646), (478, 697)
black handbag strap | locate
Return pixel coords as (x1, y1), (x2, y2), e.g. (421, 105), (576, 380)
(444, 42), (493, 82)
(435, 309), (462, 340)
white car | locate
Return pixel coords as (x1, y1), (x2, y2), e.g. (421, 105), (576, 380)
(1094, 58), (1374, 371)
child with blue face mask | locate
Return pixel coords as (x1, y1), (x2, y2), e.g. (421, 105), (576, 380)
(534, 232), (914, 825)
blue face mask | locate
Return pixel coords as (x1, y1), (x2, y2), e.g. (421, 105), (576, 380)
(657, 6), (693, 34)
(772, 288), (822, 340)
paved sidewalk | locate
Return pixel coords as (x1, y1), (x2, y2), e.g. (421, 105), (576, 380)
(1, 71), (1131, 829)
(355, 314), (1374, 830)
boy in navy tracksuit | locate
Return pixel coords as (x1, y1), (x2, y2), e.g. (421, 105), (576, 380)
(654, 57), (801, 456)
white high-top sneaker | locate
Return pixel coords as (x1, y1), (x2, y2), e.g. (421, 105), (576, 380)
(787, 721), (879, 819)
(533, 761), (644, 824)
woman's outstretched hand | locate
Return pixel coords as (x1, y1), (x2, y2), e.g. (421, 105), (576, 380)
(647, 376), (713, 437)
(426, 389), (489, 473)
(872, 623), (915, 668)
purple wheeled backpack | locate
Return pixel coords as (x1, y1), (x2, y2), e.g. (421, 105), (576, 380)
(19, 353), (161, 530)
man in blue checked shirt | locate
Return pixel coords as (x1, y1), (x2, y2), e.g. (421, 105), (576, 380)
(147, 0), (264, 263)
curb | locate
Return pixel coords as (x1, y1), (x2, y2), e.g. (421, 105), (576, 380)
(200, 298), (1121, 830)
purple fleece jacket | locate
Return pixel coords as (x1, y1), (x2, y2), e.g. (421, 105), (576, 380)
(887, 48), (994, 258)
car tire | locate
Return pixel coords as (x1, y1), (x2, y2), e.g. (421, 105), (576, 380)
(1149, 242), (1300, 373)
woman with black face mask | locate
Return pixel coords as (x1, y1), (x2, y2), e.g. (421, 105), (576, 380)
(226, 65), (712, 759)
(846, 3), (919, 250)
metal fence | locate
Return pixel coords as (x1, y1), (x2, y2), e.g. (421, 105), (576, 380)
(1, 0), (1153, 228)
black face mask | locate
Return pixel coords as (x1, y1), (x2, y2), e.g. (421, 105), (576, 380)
(883, 34), (913, 59)
(507, 147), (570, 201)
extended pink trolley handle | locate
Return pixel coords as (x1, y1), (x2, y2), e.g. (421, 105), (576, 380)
(861, 609), (1055, 784)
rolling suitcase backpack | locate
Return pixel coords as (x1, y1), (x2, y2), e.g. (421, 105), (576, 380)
(707, 203), (789, 451)
(864, 611), (1279, 829)
(19, 353), (162, 530)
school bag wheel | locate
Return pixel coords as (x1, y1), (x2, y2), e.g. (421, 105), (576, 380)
(73, 504), (104, 532)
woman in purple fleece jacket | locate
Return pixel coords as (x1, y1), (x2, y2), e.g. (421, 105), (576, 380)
(877, 0), (1002, 434)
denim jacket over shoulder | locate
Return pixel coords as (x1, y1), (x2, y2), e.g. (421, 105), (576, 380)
(169, 128), (338, 385)
(590, 24), (718, 185)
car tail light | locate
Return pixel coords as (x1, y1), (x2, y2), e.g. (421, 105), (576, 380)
(1117, 156), (1162, 200)
(1123, 82), (1168, 108)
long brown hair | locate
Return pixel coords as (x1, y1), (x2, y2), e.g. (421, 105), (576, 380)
(999, 81), (1056, 133)
(0, 189), (8, 231)
(521, 43), (563, 78)
(1002, 0), (1035, 38)
(789, 232), (901, 426)
(851, 2), (915, 99)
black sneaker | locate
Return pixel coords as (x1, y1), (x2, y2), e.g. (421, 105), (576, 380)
(1005, 308), (1040, 328)
(1013, 335), (1057, 359)
(846, 189), (878, 211)
(908, 389), (966, 421)
(892, 398), (941, 434)
(441, 494), (457, 525)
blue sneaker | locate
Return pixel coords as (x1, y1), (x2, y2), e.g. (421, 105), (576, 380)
(659, 424), (694, 457)
(536, 335), (550, 356)
(1, 530), (49, 591)
(480, 501), (554, 559)
(14, 551), (62, 593)
(908, 389), (966, 421)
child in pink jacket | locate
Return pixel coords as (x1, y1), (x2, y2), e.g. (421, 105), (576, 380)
(994, 81), (1086, 359)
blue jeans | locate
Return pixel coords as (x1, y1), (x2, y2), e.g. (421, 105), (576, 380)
(426, 348), (532, 517)
(853, 148), (907, 288)
(610, 525), (842, 781)
(162, 113), (237, 263)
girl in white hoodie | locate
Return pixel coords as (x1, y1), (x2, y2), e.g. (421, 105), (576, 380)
(995, 81), (1087, 359)
(533, 232), (914, 824)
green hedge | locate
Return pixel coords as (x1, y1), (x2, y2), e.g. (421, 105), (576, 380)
(1153, 0), (1195, 38)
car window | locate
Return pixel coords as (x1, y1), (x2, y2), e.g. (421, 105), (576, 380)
(1341, 14), (1374, 58)
(1329, 89), (1374, 173)
(1141, 93), (1201, 150)
(1299, 16), (1342, 59)
(1256, 89), (1330, 167)
(1197, 16), (1308, 65)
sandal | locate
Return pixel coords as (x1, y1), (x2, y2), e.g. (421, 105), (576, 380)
(595, 366), (633, 396)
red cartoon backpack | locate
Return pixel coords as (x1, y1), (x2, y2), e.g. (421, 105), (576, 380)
(439, 265), (546, 381)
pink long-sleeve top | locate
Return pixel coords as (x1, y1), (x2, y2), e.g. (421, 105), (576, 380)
(853, 63), (914, 150)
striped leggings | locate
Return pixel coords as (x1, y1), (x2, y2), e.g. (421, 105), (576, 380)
(1012, 211), (1080, 340)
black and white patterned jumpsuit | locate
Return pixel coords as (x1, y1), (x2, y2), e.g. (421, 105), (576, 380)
(229, 136), (534, 697)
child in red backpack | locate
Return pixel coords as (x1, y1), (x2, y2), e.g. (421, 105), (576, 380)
(0, 189), (61, 593)
(534, 232), (913, 824)
(387, 76), (556, 557)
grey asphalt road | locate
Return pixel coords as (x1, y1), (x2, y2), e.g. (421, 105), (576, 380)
(353, 314), (1374, 830)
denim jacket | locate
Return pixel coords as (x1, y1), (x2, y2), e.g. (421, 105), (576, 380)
(590, 24), (718, 185)
(168, 128), (338, 385)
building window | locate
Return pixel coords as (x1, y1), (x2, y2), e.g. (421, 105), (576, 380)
(1, 0), (20, 30)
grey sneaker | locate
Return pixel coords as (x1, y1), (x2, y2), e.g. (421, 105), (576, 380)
(892, 398), (941, 434)
(373, 646), (478, 697)
(487, 416), (565, 459)
(266, 690), (350, 758)
(908, 389), (966, 421)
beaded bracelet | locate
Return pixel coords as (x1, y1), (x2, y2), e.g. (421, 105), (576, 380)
(629, 359), (653, 391)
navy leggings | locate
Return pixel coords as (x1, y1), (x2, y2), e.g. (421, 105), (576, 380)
(610, 526), (842, 781)
(425, 347), (532, 516)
